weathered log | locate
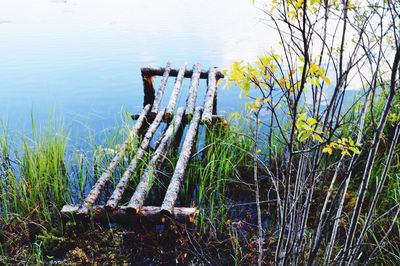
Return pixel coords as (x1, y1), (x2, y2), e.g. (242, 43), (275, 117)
(185, 64), (202, 116)
(141, 66), (224, 80)
(131, 113), (226, 124)
(105, 109), (166, 210)
(127, 108), (186, 213)
(161, 107), (202, 215)
(150, 62), (171, 114)
(142, 75), (155, 107)
(201, 68), (217, 124)
(62, 204), (198, 223)
(78, 104), (151, 214)
(165, 64), (186, 119)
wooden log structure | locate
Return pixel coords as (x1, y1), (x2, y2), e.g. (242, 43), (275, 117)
(78, 104), (151, 214)
(127, 108), (186, 213)
(131, 113), (226, 124)
(185, 64), (202, 116)
(165, 63), (186, 119)
(161, 107), (202, 215)
(141, 66), (224, 80)
(149, 62), (171, 114)
(105, 108), (167, 210)
(201, 67), (217, 124)
(62, 205), (198, 223)
(63, 62), (223, 223)
(142, 76), (155, 107)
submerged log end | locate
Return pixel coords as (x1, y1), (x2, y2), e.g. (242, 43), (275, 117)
(160, 207), (199, 223)
(201, 113), (213, 125)
(122, 205), (140, 216)
(104, 201), (117, 212)
(76, 204), (90, 216)
(61, 204), (80, 214)
(164, 111), (174, 121)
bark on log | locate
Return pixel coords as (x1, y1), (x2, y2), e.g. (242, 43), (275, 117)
(127, 108), (186, 213)
(165, 64), (186, 119)
(78, 104), (151, 214)
(62, 205), (198, 223)
(141, 66), (224, 80)
(142, 75), (155, 107)
(185, 64), (202, 116)
(150, 62), (171, 114)
(131, 113), (226, 124)
(201, 68), (217, 124)
(105, 109), (166, 210)
(161, 107), (202, 215)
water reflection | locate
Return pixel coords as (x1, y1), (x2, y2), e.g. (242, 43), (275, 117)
(0, 0), (273, 145)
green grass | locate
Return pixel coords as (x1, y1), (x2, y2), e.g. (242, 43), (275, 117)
(182, 122), (253, 232)
(0, 117), (69, 225)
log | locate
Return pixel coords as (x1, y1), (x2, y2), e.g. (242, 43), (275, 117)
(142, 75), (155, 107)
(150, 62), (171, 114)
(185, 64), (202, 116)
(201, 68), (217, 124)
(105, 109), (166, 210)
(141, 66), (224, 80)
(165, 64), (186, 119)
(127, 108), (186, 213)
(62, 204), (198, 223)
(161, 107), (202, 215)
(78, 104), (151, 214)
(131, 113), (226, 124)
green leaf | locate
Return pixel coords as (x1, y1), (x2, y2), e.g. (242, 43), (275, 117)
(307, 117), (317, 126)
(313, 134), (323, 143)
(299, 131), (311, 142)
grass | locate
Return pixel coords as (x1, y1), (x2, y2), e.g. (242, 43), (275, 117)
(184, 122), (253, 232)
(0, 117), (68, 225)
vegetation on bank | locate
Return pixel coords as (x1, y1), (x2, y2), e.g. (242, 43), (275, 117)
(0, 93), (398, 264)
(222, 0), (400, 265)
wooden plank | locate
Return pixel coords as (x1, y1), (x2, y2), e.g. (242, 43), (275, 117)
(105, 108), (167, 210)
(150, 62), (171, 114)
(165, 64), (186, 119)
(141, 66), (224, 80)
(201, 68), (217, 124)
(185, 64), (202, 116)
(62, 205), (198, 223)
(127, 108), (186, 213)
(161, 107), (202, 215)
(78, 104), (151, 214)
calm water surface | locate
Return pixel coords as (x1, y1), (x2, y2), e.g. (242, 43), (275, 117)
(0, 0), (274, 146)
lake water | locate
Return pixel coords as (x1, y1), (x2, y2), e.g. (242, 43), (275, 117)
(0, 0), (274, 146)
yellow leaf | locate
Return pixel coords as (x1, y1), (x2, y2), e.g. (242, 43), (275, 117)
(263, 98), (271, 103)
(322, 146), (332, 155)
(341, 150), (351, 156)
(322, 76), (331, 85)
(279, 77), (285, 88)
